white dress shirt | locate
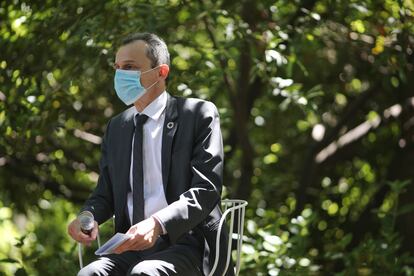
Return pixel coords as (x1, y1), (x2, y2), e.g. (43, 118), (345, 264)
(127, 91), (168, 231)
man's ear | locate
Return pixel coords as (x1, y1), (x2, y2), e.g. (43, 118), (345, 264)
(159, 64), (169, 79)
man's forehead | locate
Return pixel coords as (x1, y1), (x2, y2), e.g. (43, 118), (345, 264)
(115, 40), (149, 63)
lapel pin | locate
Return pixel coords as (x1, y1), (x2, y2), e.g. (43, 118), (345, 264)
(167, 122), (174, 129)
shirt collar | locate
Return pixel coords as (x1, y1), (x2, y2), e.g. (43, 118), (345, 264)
(133, 91), (167, 124)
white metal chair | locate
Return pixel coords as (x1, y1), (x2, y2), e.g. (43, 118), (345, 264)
(77, 199), (248, 276)
(208, 199), (248, 276)
(78, 214), (115, 269)
(78, 233), (100, 269)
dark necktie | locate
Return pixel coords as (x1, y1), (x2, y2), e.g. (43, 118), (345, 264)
(132, 113), (148, 224)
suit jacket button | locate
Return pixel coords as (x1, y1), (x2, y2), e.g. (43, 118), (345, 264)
(167, 122), (174, 129)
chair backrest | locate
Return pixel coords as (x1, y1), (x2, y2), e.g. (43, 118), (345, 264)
(78, 232), (101, 269)
(78, 215), (116, 268)
(208, 199), (248, 276)
(78, 202), (248, 275)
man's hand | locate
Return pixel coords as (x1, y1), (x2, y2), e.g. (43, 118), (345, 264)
(67, 218), (98, 246)
(113, 217), (162, 254)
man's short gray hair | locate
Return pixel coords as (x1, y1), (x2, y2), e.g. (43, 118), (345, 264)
(121, 33), (170, 68)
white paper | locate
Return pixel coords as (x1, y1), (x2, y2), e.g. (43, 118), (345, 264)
(95, 233), (133, 256)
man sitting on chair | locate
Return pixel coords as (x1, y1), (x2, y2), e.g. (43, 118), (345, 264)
(67, 32), (232, 276)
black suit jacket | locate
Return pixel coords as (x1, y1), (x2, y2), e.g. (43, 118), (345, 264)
(81, 93), (233, 276)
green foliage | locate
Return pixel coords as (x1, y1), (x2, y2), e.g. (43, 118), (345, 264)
(0, 199), (78, 275)
(241, 180), (414, 275)
(1, 0), (414, 275)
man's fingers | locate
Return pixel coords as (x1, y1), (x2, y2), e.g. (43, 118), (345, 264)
(113, 237), (133, 254)
(79, 231), (94, 240)
(114, 242), (128, 254)
(68, 220), (78, 239)
(126, 225), (137, 235)
(113, 234), (156, 254)
(113, 241), (126, 253)
(90, 222), (99, 240)
(130, 234), (155, 251)
(68, 227), (73, 237)
(114, 233), (149, 254)
(130, 238), (145, 250)
(74, 236), (91, 246)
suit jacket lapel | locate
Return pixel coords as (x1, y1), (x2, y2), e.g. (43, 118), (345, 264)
(117, 106), (136, 218)
(162, 93), (178, 194)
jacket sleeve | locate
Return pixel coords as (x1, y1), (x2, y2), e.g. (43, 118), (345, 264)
(154, 101), (224, 244)
(80, 119), (114, 224)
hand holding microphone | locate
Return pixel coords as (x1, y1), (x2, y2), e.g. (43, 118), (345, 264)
(67, 210), (98, 246)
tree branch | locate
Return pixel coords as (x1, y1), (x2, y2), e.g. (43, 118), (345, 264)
(197, 0), (236, 103)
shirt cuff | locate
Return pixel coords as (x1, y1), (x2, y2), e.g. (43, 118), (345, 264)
(152, 214), (167, 235)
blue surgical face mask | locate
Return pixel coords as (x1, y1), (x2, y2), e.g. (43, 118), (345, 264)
(114, 67), (159, 105)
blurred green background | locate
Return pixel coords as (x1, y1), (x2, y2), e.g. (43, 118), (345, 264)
(1, 0), (414, 275)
